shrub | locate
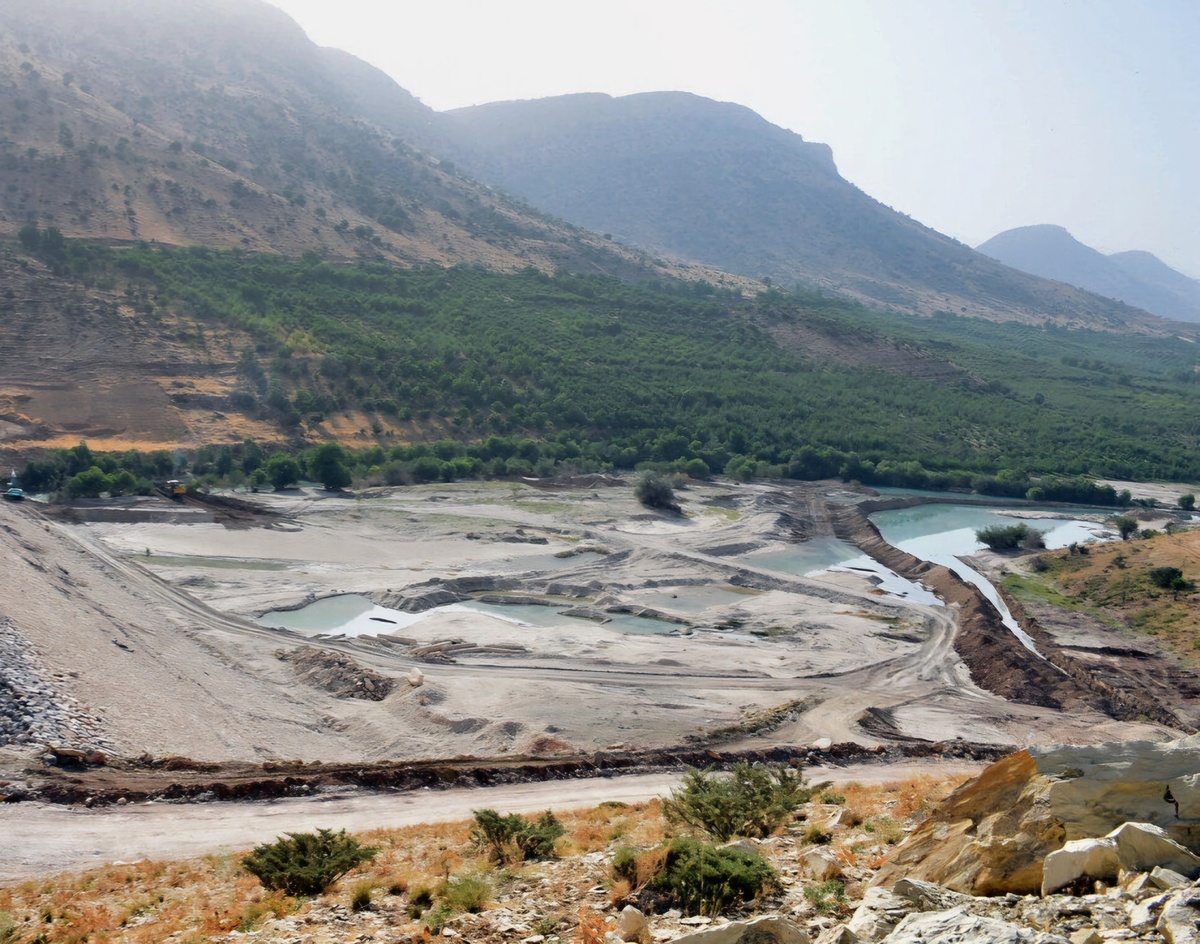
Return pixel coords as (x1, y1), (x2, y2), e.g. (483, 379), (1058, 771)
(802, 826), (832, 846)
(803, 879), (848, 916)
(645, 837), (777, 916)
(1149, 566), (1184, 589)
(1113, 515), (1139, 540)
(470, 809), (565, 864)
(975, 523), (1043, 551)
(634, 471), (680, 512)
(242, 829), (378, 896)
(663, 763), (824, 842)
(612, 845), (670, 890)
(437, 874), (490, 914)
(406, 886), (434, 919)
(350, 882), (373, 912)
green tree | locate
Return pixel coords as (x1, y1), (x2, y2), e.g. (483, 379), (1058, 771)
(1113, 516), (1139, 541)
(66, 465), (110, 498)
(470, 809), (565, 864)
(975, 523), (1035, 551)
(309, 442), (352, 490)
(265, 453), (301, 490)
(1149, 566), (1184, 589)
(1179, 494), (1195, 511)
(623, 837), (777, 916)
(634, 471), (680, 512)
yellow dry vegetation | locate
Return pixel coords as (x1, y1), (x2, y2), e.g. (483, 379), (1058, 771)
(0, 777), (968, 943)
(1015, 528), (1200, 664)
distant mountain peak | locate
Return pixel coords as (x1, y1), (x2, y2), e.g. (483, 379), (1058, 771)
(978, 226), (1200, 323)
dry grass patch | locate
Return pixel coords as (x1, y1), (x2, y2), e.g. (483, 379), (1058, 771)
(0, 779), (974, 942)
(1005, 528), (1200, 664)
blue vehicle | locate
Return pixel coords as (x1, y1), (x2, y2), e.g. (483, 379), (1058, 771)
(5, 469), (24, 501)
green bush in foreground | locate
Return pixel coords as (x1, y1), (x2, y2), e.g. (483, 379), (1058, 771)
(242, 829), (378, 896)
(470, 809), (565, 864)
(615, 837), (777, 916)
(663, 762), (825, 842)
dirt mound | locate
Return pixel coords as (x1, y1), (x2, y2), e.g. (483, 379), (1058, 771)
(277, 647), (396, 701)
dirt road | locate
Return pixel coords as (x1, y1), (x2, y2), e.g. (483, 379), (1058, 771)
(0, 761), (985, 884)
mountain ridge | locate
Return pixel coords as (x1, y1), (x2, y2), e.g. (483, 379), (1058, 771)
(0, 0), (707, 285)
(442, 91), (1155, 328)
(0, 0), (1169, 331)
(977, 225), (1200, 323)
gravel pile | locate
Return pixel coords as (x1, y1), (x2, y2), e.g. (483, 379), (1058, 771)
(0, 618), (113, 750)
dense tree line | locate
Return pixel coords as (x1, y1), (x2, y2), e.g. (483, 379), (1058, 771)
(14, 235), (1200, 495)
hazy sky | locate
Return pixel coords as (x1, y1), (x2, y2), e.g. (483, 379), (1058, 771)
(266, 0), (1198, 276)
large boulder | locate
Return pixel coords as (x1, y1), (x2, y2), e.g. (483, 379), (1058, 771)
(1037, 821), (1200, 897)
(614, 905), (651, 944)
(872, 735), (1200, 896)
(1040, 837), (1120, 896)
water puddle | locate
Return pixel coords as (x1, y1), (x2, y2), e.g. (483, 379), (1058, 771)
(633, 585), (760, 615)
(142, 554), (288, 571)
(741, 537), (938, 604)
(257, 595), (429, 636)
(828, 556), (944, 606)
(257, 594), (681, 638)
(744, 537), (860, 576)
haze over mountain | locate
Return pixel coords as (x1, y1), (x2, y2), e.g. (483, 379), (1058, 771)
(978, 225), (1200, 324)
(0, 0), (683, 283)
(441, 92), (1152, 327)
(0, 0), (1163, 332)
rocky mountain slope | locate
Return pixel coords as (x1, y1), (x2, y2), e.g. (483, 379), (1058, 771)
(443, 92), (1154, 327)
(0, 0), (693, 283)
(978, 225), (1200, 323)
(0, 0), (1167, 333)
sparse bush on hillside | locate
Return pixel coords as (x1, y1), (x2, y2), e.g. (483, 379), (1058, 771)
(803, 879), (849, 917)
(1149, 566), (1185, 590)
(470, 809), (565, 864)
(662, 762), (824, 842)
(436, 874), (491, 914)
(242, 829), (378, 896)
(1113, 515), (1139, 540)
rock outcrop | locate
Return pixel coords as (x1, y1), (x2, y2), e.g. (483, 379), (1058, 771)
(872, 735), (1200, 895)
(670, 915), (810, 944)
(1042, 823), (1200, 896)
(829, 872), (1200, 943)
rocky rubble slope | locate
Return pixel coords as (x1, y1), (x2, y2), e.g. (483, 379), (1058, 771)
(0, 617), (112, 751)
